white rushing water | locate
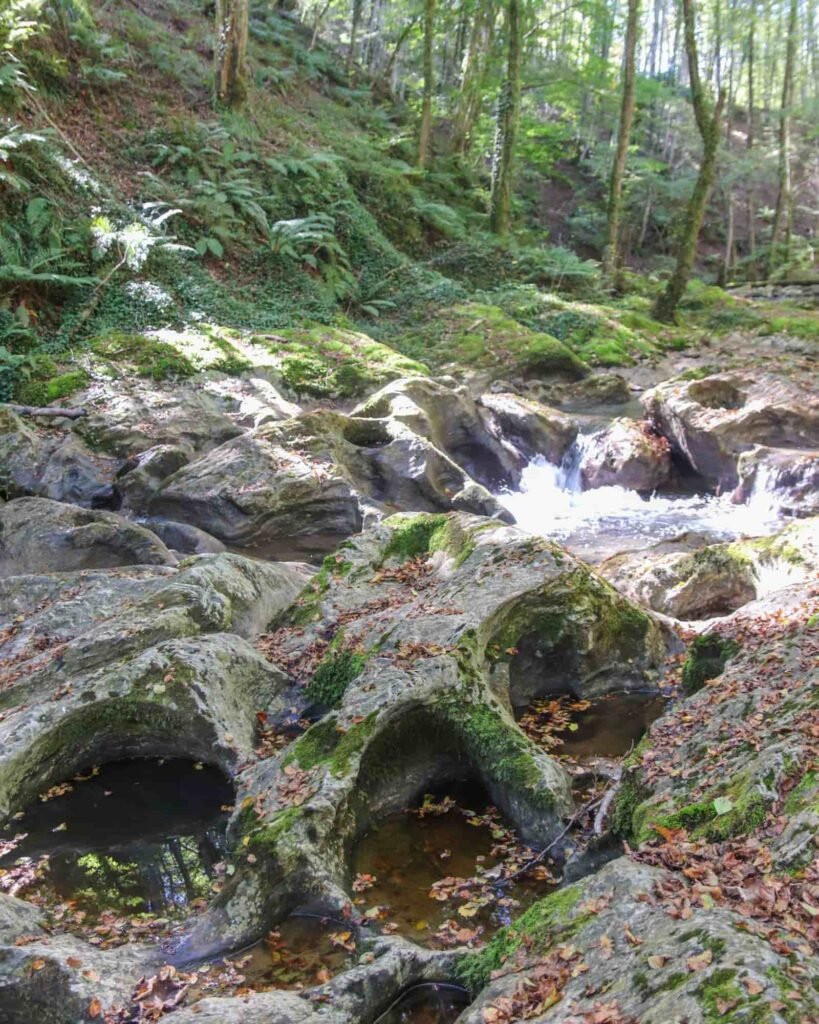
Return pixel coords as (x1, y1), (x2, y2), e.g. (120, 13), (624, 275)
(498, 441), (785, 562)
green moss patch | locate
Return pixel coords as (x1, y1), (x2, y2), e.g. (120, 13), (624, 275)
(382, 512), (477, 567)
(305, 638), (367, 707)
(15, 362), (89, 406)
(285, 712), (378, 777)
(260, 325), (428, 398)
(681, 634), (740, 695)
(391, 302), (588, 379)
(457, 883), (585, 991)
(91, 332), (197, 380)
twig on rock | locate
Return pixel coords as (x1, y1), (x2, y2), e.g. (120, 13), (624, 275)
(3, 403), (87, 420)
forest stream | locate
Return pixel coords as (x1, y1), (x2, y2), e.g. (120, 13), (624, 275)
(0, 1), (817, 1022)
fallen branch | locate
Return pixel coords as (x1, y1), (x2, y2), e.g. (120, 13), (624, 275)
(594, 769), (622, 836)
(3, 403), (87, 420)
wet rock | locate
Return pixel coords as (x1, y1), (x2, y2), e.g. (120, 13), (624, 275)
(734, 444), (819, 515)
(149, 407), (510, 553)
(642, 372), (819, 489)
(0, 496), (177, 577)
(579, 419), (672, 491)
(599, 518), (819, 620)
(477, 392), (578, 464)
(0, 553), (309, 817)
(138, 517), (227, 555)
(0, 409), (117, 507)
(0, 893), (158, 1024)
(170, 939), (457, 1024)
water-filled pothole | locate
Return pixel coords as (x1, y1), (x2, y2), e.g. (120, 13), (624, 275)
(373, 982), (471, 1024)
(517, 692), (667, 762)
(192, 914), (355, 995)
(351, 783), (554, 948)
(0, 759), (232, 930)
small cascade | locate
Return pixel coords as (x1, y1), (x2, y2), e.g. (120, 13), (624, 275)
(498, 440), (785, 562)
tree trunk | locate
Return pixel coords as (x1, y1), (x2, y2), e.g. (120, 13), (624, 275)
(346, 0), (364, 76)
(654, 0), (726, 322)
(489, 0), (521, 235)
(215, 0), (249, 108)
(767, 0), (797, 279)
(602, 0), (640, 287)
(746, 0), (756, 273)
(417, 0), (436, 167)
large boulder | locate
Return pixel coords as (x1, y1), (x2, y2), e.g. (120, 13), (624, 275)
(0, 496), (177, 577)
(642, 372), (819, 490)
(477, 392), (578, 464)
(174, 512), (668, 961)
(599, 518), (819, 620)
(0, 409), (117, 507)
(458, 856), (817, 1024)
(0, 553), (309, 820)
(354, 376), (527, 489)
(579, 418), (672, 491)
(149, 406), (510, 554)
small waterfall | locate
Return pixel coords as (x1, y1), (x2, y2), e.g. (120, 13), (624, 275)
(498, 441), (785, 560)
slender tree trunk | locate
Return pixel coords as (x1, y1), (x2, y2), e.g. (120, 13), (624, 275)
(346, 0), (364, 76)
(489, 0), (521, 235)
(602, 0), (641, 287)
(746, 0), (756, 273)
(452, 2), (494, 154)
(767, 0), (798, 279)
(382, 17), (417, 93)
(417, 0), (436, 167)
(654, 0), (726, 322)
(215, 0), (249, 108)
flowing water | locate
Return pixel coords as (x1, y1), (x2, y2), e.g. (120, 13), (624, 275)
(0, 759), (232, 919)
(499, 435), (785, 563)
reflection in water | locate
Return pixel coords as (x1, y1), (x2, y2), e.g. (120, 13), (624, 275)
(374, 982), (470, 1024)
(518, 692), (668, 762)
(499, 451), (784, 562)
(0, 759), (232, 919)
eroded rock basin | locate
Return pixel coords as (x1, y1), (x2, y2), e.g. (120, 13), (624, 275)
(0, 759), (232, 923)
(352, 785), (553, 948)
(374, 982), (471, 1023)
(517, 692), (669, 762)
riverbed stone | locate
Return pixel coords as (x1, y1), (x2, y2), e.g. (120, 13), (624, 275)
(0, 496), (177, 577)
(149, 406), (510, 553)
(353, 376), (527, 489)
(477, 392), (578, 464)
(641, 372), (819, 489)
(458, 857), (817, 1024)
(579, 418), (672, 491)
(0, 409), (117, 507)
(734, 444), (819, 515)
(599, 518), (819, 620)
(173, 511), (668, 961)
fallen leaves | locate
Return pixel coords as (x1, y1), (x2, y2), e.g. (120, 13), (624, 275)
(686, 949), (713, 972)
(133, 965), (189, 1020)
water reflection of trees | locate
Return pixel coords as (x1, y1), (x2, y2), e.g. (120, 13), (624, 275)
(50, 828), (226, 916)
